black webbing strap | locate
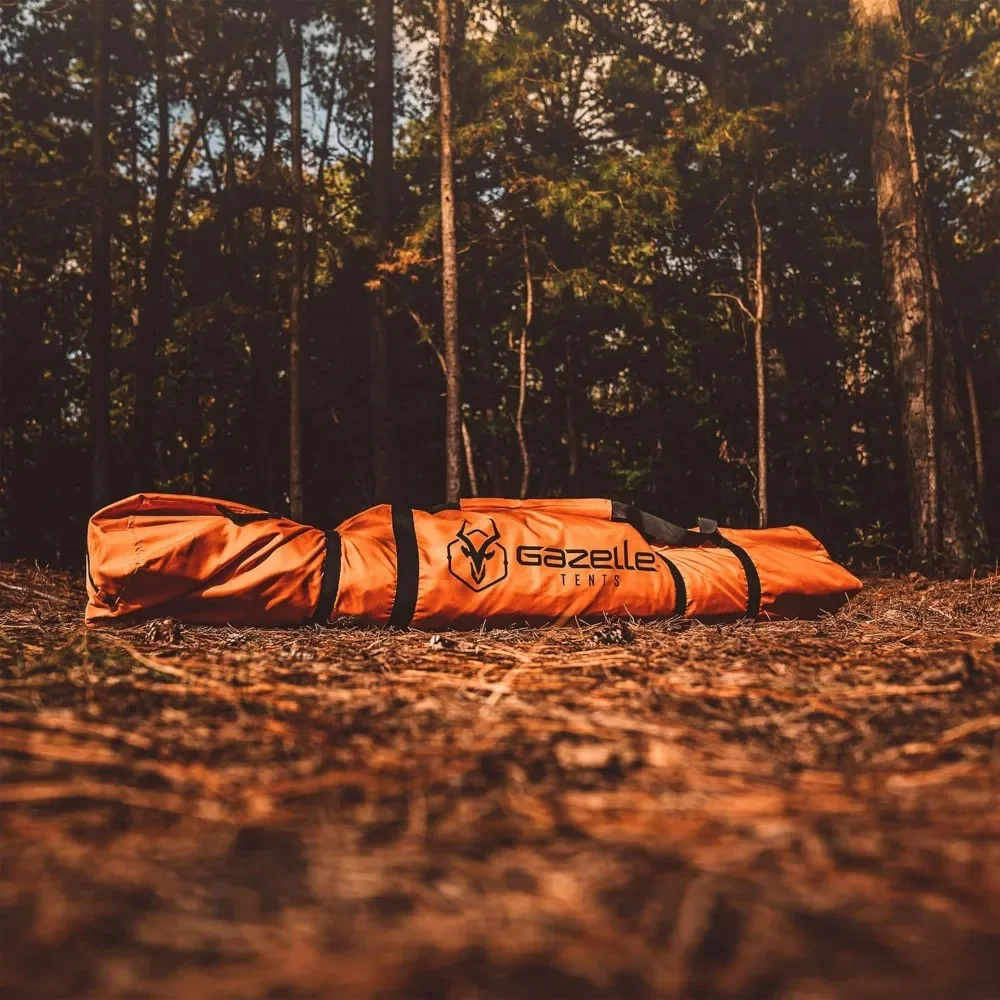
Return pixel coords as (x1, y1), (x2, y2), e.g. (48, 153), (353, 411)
(215, 504), (283, 526)
(312, 530), (341, 624)
(656, 554), (688, 618)
(611, 501), (717, 547)
(388, 505), (419, 629)
(713, 531), (761, 620)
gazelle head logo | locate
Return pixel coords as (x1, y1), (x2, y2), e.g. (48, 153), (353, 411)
(447, 519), (508, 592)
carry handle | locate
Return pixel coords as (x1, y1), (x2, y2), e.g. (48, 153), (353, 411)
(428, 498), (717, 547)
(610, 502), (718, 548)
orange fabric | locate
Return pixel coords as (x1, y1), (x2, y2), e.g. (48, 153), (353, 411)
(333, 505), (398, 620)
(86, 494), (861, 627)
(85, 494), (325, 625)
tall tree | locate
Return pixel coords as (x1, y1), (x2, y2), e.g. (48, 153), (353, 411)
(253, 33), (280, 511)
(371, 0), (394, 502)
(851, 0), (985, 569)
(281, 13), (305, 520)
(134, 0), (228, 489)
(132, 0), (172, 490)
(89, 0), (112, 510)
(438, 0), (462, 502)
(516, 226), (532, 499)
(751, 191), (767, 528)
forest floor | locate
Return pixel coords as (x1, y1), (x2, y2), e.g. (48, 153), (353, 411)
(1, 565), (998, 1000)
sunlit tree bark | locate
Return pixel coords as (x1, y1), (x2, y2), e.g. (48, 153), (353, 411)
(438, 0), (462, 502)
(751, 191), (767, 528)
(89, 0), (111, 510)
(281, 14), (304, 520)
(516, 226), (532, 499)
(851, 0), (984, 570)
(371, 0), (395, 502)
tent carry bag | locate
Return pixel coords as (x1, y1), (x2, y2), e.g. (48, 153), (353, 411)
(85, 493), (862, 627)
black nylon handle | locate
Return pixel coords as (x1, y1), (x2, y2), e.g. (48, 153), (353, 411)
(611, 502), (717, 547)
(424, 499), (717, 548)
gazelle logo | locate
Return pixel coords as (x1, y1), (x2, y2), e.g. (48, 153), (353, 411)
(447, 519), (508, 592)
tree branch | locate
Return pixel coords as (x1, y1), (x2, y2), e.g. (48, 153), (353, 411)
(173, 61), (237, 188)
(565, 0), (708, 85)
(708, 290), (756, 324)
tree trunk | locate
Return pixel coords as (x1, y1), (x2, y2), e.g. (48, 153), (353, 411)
(565, 333), (579, 481)
(461, 421), (479, 497)
(132, 7), (221, 492)
(306, 39), (341, 306)
(134, 0), (172, 490)
(210, 109), (237, 482)
(371, 0), (394, 503)
(438, 0), (462, 502)
(89, 0), (112, 511)
(955, 316), (986, 504)
(516, 227), (532, 499)
(282, 16), (305, 521)
(129, 84), (141, 379)
(902, 55), (939, 551)
(927, 234), (988, 539)
(850, 0), (983, 571)
(750, 191), (767, 528)
(251, 35), (279, 510)
(408, 306), (478, 494)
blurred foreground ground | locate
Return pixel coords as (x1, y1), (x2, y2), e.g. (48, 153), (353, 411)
(1, 565), (998, 1000)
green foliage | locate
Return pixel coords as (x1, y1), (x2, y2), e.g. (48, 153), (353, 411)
(1, 0), (997, 563)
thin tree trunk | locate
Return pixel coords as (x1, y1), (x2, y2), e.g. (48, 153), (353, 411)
(213, 105), (244, 486)
(305, 129), (333, 307)
(282, 16), (304, 521)
(850, 0), (983, 571)
(134, 0), (172, 490)
(135, 0), (224, 491)
(130, 84), (141, 361)
(252, 35), (279, 510)
(955, 316), (986, 504)
(438, 0), (462, 502)
(306, 42), (341, 305)
(371, 0), (394, 502)
(751, 191), (767, 528)
(927, 205), (986, 545)
(89, 0), (112, 510)
(902, 55), (938, 552)
(408, 308), (478, 495)
(461, 421), (479, 497)
(516, 226), (532, 498)
(565, 333), (579, 480)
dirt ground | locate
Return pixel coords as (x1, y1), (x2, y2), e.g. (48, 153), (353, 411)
(1, 564), (998, 1000)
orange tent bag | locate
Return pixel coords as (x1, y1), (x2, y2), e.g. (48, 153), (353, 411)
(85, 493), (861, 627)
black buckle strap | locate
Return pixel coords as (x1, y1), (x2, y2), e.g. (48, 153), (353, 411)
(712, 531), (761, 619)
(215, 504), (284, 526)
(656, 554), (688, 618)
(611, 502), (717, 547)
(312, 530), (341, 624)
(388, 505), (419, 629)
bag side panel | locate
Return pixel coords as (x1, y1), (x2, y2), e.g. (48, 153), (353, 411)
(720, 526), (862, 618)
(410, 508), (678, 627)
